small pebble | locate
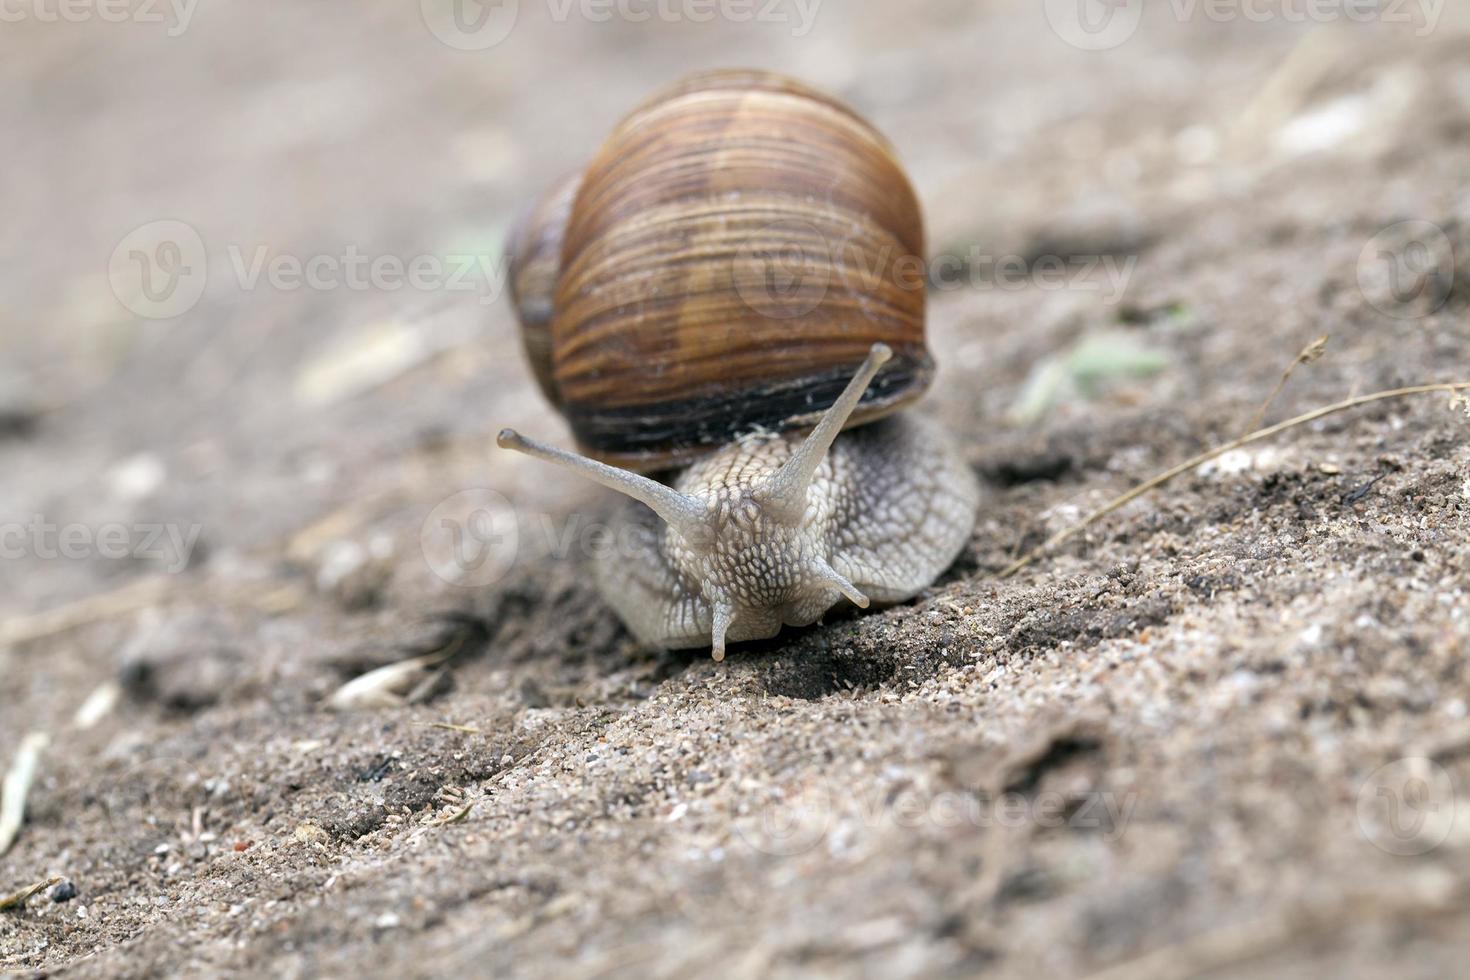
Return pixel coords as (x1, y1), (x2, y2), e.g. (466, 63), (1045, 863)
(50, 880), (78, 903)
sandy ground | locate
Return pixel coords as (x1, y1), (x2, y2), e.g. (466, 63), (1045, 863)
(4, 2), (1470, 977)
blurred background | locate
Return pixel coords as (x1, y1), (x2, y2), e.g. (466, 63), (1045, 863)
(2, 0), (1463, 613)
(4, 2), (1470, 976)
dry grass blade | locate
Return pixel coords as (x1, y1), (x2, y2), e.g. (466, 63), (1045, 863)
(430, 802), (475, 826)
(0, 733), (50, 856)
(0, 876), (62, 912)
(417, 722), (485, 735)
(3, 579), (305, 650)
(0, 577), (171, 648)
(1000, 381), (1470, 579)
(1243, 334), (1329, 435)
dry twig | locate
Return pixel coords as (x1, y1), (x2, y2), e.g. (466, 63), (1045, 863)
(1001, 380), (1470, 579)
(2, 578), (305, 650)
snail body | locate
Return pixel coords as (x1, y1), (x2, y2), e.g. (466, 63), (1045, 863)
(500, 71), (979, 660)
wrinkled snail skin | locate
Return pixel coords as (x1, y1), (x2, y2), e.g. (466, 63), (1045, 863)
(498, 70), (981, 659)
(595, 409), (980, 661)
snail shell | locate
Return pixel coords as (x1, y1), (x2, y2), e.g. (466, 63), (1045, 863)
(506, 69), (931, 470)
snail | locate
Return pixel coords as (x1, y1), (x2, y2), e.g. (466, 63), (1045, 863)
(498, 70), (980, 661)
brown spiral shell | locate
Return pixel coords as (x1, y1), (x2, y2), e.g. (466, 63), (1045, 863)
(507, 69), (931, 470)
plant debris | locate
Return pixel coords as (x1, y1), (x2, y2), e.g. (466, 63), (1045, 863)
(1243, 334), (1329, 435)
(0, 877), (62, 913)
(0, 732), (48, 857)
(1001, 380), (1470, 578)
